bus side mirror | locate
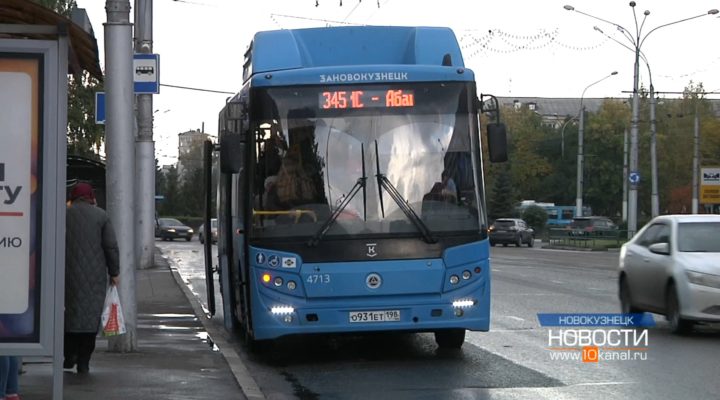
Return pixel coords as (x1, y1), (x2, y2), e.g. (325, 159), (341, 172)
(220, 134), (244, 174)
(487, 123), (508, 163)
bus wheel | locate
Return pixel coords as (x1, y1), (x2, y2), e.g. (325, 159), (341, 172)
(244, 331), (273, 354)
(434, 329), (465, 349)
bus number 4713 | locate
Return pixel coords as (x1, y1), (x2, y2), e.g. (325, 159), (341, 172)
(306, 274), (331, 284)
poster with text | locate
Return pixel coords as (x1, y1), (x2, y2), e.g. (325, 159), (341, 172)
(700, 167), (720, 205)
(0, 55), (40, 342)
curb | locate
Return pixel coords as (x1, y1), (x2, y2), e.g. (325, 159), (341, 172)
(158, 251), (267, 400)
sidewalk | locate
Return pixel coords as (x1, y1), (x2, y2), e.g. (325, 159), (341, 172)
(18, 249), (250, 400)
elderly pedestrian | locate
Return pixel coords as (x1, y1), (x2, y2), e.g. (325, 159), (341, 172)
(64, 183), (120, 374)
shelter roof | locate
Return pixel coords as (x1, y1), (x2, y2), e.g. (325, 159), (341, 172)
(0, 0), (102, 80)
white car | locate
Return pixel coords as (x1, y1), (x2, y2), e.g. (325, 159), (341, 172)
(198, 218), (218, 244)
(619, 214), (720, 333)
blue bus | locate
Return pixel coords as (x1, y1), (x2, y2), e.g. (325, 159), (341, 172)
(202, 26), (508, 350)
(517, 201), (591, 227)
(544, 205), (592, 226)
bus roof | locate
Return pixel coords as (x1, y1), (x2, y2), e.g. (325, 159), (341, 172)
(243, 26), (467, 83)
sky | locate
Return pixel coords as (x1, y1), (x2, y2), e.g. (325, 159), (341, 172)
(75, 0), (720, 165)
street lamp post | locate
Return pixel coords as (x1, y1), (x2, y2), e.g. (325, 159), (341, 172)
(559, 117), (577, 160)
(576, 71), (618, 217)
(564, 2), (718, 236)
(594, 26), (660, 218)
(692, 102), (700, 214)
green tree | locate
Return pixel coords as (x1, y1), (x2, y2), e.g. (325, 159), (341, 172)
(67, 73), (105, 158)
(155, 158), (167, 214)
(653, 81), (718, 214)
(158, 166), (181, 216)
(35, 0), (76, 16)
(522, 205), (548, 234)
(500, 106), (554, 200)
(488, 165), (515, 221)
(583, 100), (629, 218)
(176, 139), (215, 218)
(34, 0), (105, 159)
(179, 167), (205, 217)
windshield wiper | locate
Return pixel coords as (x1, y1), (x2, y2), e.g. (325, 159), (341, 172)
(308, 144), (367, 247)
(374, 141), (436, 244)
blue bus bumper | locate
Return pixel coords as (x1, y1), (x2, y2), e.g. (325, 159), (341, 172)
(250, 275), (490, 340)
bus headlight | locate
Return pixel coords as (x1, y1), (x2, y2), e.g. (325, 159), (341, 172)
(449, 275), (460, 285)
(452, 299), (475, 308)
(270, 306), (294, 315)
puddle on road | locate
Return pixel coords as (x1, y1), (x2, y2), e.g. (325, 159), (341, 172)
(139, 313), (220, 352)
(282, 371), (320, 400)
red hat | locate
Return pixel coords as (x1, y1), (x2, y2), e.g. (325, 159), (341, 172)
(70, 182), (95, 201)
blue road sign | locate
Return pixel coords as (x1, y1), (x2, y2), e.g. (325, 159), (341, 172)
(95, 92), (105, 124)
(629, 171), (640, 184)
(134, 53), (160, 94)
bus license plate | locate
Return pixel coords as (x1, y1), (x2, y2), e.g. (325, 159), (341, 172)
(349, 310), (401, 323)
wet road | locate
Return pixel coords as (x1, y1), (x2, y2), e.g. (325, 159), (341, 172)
(158, 239), (720, 400)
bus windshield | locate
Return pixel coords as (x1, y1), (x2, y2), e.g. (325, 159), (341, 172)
(250, 82), (483, 241)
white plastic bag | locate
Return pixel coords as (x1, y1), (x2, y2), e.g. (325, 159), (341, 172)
(101, 285), (126, 336)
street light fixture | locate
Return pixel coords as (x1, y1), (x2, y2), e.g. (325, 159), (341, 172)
(564, 2), (718, 237)
(576, 71), (618, 217)
(593, 26), (660, 218)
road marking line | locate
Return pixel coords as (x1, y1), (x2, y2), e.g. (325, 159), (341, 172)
(569, 381), (637, 387)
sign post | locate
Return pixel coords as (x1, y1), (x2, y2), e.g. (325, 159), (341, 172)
(133, 53), (159, 94)
(96, 52), (160, 124)
(95, 91), (106, 124)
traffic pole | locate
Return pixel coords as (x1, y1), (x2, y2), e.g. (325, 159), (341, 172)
(105, 0), (138, 352)
(134, 0), (155, 270)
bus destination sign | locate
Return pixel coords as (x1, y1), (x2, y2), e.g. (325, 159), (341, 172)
(320, 89), (415, 109)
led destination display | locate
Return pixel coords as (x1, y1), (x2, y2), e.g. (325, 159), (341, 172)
(319, 89), (415, 109)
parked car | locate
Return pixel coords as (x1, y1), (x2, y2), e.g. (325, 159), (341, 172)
(569, 216), (618, 237)
(489, 218), (534, 247)
(156, 218), (194, 241)
(198, 218), (218, 244)
(618, 214), (720, 333)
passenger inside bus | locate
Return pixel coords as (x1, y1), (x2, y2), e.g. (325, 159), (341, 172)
(260, 109), (328, 223)
(265, 154), (318, 210)
(424, 169), (458, 203)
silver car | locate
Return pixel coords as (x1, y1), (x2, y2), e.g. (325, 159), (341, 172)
(198, 218), (218, 244)
(618, 214), (720, 333)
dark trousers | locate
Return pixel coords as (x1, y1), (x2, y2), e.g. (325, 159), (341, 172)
(64, 332), (97, 367)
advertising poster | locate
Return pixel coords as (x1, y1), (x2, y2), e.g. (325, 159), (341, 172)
(0, 55), (41, 342)
(700, 167), (720, 205)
